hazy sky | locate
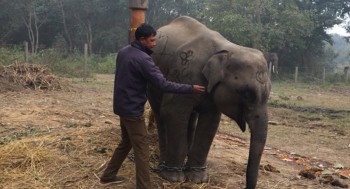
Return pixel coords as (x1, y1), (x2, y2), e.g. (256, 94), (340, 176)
(327, 24), (350, 36)
(327, 16), (350, 36)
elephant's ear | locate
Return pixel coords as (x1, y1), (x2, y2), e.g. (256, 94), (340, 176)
(202, 50), (228, 93)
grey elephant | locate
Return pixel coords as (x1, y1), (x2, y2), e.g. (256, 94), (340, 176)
(148, 16), (271, 189)
(263, 52), (278, 74)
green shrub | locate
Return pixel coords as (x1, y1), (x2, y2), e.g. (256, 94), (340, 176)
(88, 53), (116, 74)
(0, 47), (24, 65)
(0, 47), (116, 77)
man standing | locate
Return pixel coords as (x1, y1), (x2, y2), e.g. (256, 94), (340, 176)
(100, 24), (205, 188)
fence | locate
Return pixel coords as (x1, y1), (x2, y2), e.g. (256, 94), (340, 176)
(270, 65), (349, 84)
(4, 42), (119, 78)
(2, 43), (349, 84)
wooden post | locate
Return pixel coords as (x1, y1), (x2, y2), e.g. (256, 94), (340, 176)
(322, 67), (326, 84)
(129, 0), (148, 43)
(345, 66), (349, 83)
(294, 67), (298, 83)
(128, 0), (155, 131)
(84, 43), (88, 81)
(268, 61), (272, 79)
(24, 41), (29, 63)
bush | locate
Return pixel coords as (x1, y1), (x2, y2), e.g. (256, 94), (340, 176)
(0, 47), (116, 77)
(0, 47), (24, 65)
(88, 53), (116, 74)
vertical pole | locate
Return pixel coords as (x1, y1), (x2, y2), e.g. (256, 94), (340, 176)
(129, 0), (155, 130)
(294, 67), (298, 83)
(24, 41), (29, 63)
(322, 67), (326, 84)
(129, 0), (149, 43)
(268, 61), (272, 79)
(345, 67), (349, 83)
(84, 43), (88, 81)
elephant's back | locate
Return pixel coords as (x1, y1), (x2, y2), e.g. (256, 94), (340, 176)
(161, 16), (207, 37)
(166, 16), (207, 33)
(153, 16), (219, 54)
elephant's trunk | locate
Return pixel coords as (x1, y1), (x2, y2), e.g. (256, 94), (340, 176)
(245, 106), (268, 189)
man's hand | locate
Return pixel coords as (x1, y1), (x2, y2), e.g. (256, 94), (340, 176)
(193, 85), (205, 94)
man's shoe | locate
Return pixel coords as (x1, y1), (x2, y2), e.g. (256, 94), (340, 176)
(100, 176), (125, 185)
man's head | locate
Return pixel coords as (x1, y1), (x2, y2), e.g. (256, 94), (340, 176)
(135, 23), (157, 48)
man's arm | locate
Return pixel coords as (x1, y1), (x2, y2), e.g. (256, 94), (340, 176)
(141, 57), (205, 94)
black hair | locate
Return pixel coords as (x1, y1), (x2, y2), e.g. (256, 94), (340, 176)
(135, 23), (157, 40)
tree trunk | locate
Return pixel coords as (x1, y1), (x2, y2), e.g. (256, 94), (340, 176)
(252, 0), (262, 49)
(88, 20), (92, 54)
(59, 0), (73, 54)
(34, 7), (39, 54)
(24, 12), (35, 54)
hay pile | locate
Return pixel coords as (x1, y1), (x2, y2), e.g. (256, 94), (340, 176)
(0, 62), (64, 92)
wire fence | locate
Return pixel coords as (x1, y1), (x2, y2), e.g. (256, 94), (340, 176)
(270, 65), (349, 84)
(2, 43), (350, 84)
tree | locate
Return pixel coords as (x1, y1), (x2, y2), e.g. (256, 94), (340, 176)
(58, 0), (73, 53)
(199, 0), (346, 74)
(11, 0), (56, 53)
(53, 0), (128, 54)
(291, 0), (344, 73)
(147, 0), (204, 28)
(0, 0), (347, 67)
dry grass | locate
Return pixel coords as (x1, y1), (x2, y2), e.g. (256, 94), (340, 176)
(1, 75), (349, 189)
(0, 61), (67, 91)
(0, 128), (139, 188)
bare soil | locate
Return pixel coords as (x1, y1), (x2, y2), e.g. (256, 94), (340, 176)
(0, 74), (349, 189)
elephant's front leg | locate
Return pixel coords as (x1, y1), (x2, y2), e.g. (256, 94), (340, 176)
(185, 109), (221, 183)
(159, 97), (193, 182)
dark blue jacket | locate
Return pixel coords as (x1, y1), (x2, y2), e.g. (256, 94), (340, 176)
(113, 40), (193, 116)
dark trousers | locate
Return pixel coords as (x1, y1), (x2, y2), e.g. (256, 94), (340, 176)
(101, 115), (151, 189)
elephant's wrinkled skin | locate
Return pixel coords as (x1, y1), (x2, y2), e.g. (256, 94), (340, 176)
(148, 16), (271, 189)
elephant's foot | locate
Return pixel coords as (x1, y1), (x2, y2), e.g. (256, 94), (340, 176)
(159, 170), (185, 182)
(184, 167), (208, 183)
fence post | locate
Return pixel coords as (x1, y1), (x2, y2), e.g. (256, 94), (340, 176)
(322, 67), (326, 84)
(84, 43), (88, 81)
(268, 61), (272, 79)
(294, 66), (298, 83)
(345, 67), (349, 83)
(24, 41), (29, 63)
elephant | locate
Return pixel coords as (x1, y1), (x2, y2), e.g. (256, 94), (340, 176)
(263, 52), (278, 74)
(148, 16), (271, 189)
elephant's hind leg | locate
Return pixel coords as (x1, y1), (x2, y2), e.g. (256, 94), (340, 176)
(185, 109), (221, 183)
(159, 97), (194, 182)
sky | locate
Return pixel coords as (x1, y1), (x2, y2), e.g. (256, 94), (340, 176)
(327, 24), (350, 36)
(326, 16), (350, 36)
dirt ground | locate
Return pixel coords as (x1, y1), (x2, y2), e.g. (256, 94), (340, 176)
(0, 74), (349, 189)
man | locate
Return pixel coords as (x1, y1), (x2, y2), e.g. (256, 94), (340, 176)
(100, 23), (205, 189)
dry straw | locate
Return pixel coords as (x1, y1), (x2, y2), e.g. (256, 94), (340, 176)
(0, 61), (65, 91)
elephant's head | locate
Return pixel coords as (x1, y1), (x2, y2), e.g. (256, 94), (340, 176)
(202, 49), (270, 130)
(264, 52), (278, 74)
(202, 49), (271, 189)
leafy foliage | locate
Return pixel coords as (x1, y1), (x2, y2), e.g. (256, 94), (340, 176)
(0, 0), (349, 77)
